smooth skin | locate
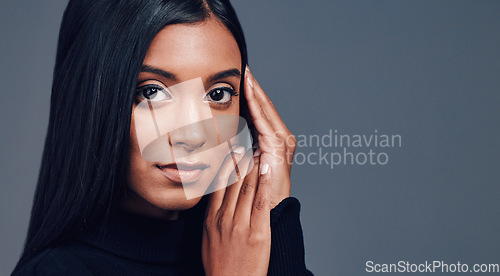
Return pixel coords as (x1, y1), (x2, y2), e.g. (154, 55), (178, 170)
(125, 17), (242, 218)
(126, 17), (297, 275)
(202, 68), (297, 275)
(244, 66), (296, 209)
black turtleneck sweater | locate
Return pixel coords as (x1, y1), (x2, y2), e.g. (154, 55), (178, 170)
(13, 197), (313, 275)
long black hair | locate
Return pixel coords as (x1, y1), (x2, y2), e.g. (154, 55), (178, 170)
(14, 0), (249, 271)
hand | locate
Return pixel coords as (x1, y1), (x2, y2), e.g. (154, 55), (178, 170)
(202, 148), (272, 276)
(244, 66), (296, 209)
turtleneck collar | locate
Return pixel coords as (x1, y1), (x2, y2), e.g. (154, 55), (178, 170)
(77, 197), (207, 264)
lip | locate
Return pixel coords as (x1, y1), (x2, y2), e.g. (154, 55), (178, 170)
(156, 162), (209, 184)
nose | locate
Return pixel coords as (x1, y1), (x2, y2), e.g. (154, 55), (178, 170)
(168, 99), (211, 153)
(168, 119), (207, 152)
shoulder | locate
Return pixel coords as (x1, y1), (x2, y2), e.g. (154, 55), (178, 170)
(13, 242), (95, 276)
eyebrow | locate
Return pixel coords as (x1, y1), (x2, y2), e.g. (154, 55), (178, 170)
(140, 65), (241, 83)
(208, 68), (241, 83)
(141, 65), (177, 81)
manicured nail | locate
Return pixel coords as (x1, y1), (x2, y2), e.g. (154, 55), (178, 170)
(261, 163), (269, 175)
(233, 147), (245, 155)
(247, 74), (254, 88)
(246, 65), (250, 72)
(253, 148), (262, 157)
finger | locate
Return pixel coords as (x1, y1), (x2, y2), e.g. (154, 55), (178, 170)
(233, 152), (261, 225)
(250, 162), (272, 233)
(244, 68), (276, 137)
(245, 67), (292, 137)
(206, 146), (246, 216)
(219, 147), (254, 218)
(245, 68), (294, 156)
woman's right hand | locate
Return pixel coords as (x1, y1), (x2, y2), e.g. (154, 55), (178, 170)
(202, 147), (272, 276)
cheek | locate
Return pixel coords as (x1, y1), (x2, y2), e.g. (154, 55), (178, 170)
(128, 113), (149, 182)
(234, 97), (240, 114)
(211, 96), (240, 117)
(129, 111), (145, 157)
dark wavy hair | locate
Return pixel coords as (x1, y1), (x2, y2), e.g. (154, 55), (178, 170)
(13, 0), (249, 272)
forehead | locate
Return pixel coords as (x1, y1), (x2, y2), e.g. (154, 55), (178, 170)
(142, 18), (241, 80)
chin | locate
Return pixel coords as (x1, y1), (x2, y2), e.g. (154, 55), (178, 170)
(122, 185), (205, 219)
(143, 187), (205, 210)
(153, 195), (203, 210)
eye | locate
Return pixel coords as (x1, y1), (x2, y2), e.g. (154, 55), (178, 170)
(135, 84), (172, 102)
(204, 87), (237, 104)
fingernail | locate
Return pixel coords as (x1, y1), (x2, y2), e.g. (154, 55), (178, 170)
(246, 65), (250, 72)
(247, 74), (254, 88)
(261, 163), (269, 175)
(253, 148), (262, 157)
(233, 147), (245, 155)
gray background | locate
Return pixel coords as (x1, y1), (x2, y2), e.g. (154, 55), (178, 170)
(1, 0), (499, 275)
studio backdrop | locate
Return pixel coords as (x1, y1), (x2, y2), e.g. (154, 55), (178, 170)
(1, 1), (499, 275)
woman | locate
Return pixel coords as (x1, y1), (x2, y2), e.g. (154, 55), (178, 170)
(13, 0), (312, 275)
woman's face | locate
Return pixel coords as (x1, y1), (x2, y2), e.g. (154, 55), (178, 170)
(125, 18), (242, 219)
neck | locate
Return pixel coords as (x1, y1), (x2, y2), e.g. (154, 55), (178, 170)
(119, 188), (180, 220)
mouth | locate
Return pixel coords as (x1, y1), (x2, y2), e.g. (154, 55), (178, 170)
(155, 162), (209, 184)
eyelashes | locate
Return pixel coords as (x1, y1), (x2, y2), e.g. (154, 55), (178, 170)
(134, 83), (239, 108)
(203, 87), (238, 105)
(135, 84), (173, 103)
